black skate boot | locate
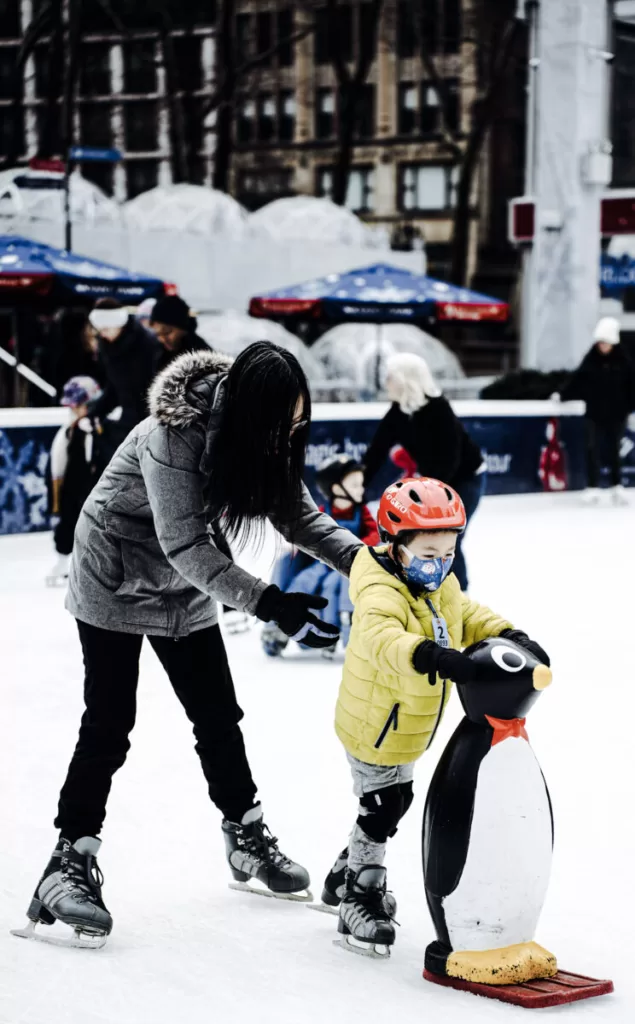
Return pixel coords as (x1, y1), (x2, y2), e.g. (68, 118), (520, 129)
(313, 848), (398, 917)
(222, 804), (312, 901)
(261, 623), (289, 657)
(12, 836), (112, 949)
(336, 865), (396, 958)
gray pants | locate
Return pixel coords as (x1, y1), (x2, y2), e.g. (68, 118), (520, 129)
(346, 754), (415, 873)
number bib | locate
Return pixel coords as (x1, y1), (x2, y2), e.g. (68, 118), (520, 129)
(426, 599), (450, 648)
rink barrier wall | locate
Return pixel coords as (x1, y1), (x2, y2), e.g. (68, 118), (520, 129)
(1, 401), (633, 536)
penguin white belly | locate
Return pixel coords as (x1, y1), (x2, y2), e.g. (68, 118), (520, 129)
(442, 737), (552, 952)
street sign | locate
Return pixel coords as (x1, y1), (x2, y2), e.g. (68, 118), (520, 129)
(28, 157), (66, 173)
(69, 146), (122, 163)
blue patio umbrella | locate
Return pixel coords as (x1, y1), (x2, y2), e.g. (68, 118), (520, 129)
(0, 235), (165, 304)
(249, 262), (509, 323)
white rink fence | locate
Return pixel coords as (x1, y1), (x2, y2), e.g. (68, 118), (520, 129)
(4, 398), (631, 537)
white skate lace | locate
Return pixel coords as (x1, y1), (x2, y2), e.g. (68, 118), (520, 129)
(241, 822), (293, 869)
(61, 851), (104, 904)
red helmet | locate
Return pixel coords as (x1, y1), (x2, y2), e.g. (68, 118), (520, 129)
(378, 477), (466, 539)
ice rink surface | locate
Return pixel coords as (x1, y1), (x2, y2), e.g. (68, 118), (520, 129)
(1, 492), (634, 1024)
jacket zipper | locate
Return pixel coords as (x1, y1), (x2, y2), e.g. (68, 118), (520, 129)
(425, 680), (447, 751)
(374, 702), (400, 749)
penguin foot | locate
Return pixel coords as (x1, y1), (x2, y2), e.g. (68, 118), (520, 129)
(427, 940), (557, 986)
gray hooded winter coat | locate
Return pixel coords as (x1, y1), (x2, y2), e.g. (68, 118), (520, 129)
(66, 350), (362, 637)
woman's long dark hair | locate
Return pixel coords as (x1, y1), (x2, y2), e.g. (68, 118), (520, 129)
(206, 341), (311, 547)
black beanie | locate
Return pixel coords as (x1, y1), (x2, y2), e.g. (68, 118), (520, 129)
(151, 295), (196, 332)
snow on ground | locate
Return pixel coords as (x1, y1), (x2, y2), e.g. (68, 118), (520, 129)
(1, 492), (633, 1024)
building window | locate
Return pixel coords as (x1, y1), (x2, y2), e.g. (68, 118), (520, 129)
(315, 3), (355, 64)
(173, 36), (202, 92)
(237, 97), (256, 143)
(397, 79), (459, 137)
(317, 165), (375, 213)
(354, 83), (375, 138)
(236, 14), (252, 64)
(81, 162), (113, 196)
(123, 40), (157, 94)
(399, 163), (458, 211)
(257, 93), (276, 142)
(277, 8), (294, 67)
(0, 0), (20, 39)
(35, 105), (62, 156)
(316, 88), (335, 139)
(315, 7), (331, 65)
(34, 46), (51, 99)
(279, 92), (296, 142)
(126, 159), (158, 198)
(79, 44), (111, 97)
(79, 103), (113, 148)
(0, 46), (19, 100)
(123, 101), (159, 152)
(0, 106), (24, 158)
(398, 83), (417, 135)
(256, 12), (273, 66)
(397, 0), (461, 57)
(237, 167), (294, 210)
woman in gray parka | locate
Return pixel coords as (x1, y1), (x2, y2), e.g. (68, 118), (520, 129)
(20, 342), (362, 947)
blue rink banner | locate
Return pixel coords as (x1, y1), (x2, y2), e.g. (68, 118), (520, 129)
(1, 406), (634, 535)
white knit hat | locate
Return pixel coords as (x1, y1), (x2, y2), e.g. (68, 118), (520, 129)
(593, 316), (620, 345)
(384, 352), (442, 414)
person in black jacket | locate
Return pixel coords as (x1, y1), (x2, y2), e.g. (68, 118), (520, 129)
(149, 294), (211, 374)
(559, 316), (635, 505)
(363, 353), (485, 591)
(87, 298), (162, 448)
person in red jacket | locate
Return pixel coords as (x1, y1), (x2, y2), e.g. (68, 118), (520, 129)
(262, 455), (378, 657)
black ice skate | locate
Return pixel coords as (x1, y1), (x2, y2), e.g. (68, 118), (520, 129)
(261, 623), (289, 657)
(222, 804), (312, 901)
(310, 848), (397, 917)
(12, 836), (112, 949)
(336, 865), (396, 959)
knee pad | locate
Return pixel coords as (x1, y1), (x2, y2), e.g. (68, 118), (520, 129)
(400, 781), (414, 817)
(357, 784), (406, 843)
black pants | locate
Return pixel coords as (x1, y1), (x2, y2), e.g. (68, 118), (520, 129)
(586, 419), (625, 488)
(55, 622), (258, 841)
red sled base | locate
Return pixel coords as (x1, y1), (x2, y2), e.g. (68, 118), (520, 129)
(423, 968), (614, 1009)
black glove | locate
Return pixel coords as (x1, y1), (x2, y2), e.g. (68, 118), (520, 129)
(255, 585), (340, 649)
(413, 640), (476, 687)
(500, 629), (550, 667)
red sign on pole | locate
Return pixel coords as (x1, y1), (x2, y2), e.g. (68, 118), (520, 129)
(28, 157), (66, 173)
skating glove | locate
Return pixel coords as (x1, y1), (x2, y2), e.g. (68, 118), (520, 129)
(413, 640), (476, 687)
(499, 629), (550, 667)
(255, 586), (340, 649)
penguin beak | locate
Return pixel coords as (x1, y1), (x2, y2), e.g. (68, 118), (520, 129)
(533, 664), (552, 690)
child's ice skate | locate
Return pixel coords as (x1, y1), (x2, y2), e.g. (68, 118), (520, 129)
(45, 554), (70, 587)
(310, 848), (397, 917)
(261, 623), (289, 657)
(11, 836), (112, 949)
(336, 865), (396, 959)
(222, 804), (312, 901)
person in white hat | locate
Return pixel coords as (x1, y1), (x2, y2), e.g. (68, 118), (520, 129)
(560, 316), (635, 505)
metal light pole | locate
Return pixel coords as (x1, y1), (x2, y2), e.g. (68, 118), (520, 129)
(521, 0), (613, 370)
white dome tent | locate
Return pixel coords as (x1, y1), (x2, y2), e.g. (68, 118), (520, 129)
(196, 310), (323, 382)
(124, 184), (248, 237)
(0, 167), (120, 225)
(248, 196), (380, 248)
(311, 322), (464, 393)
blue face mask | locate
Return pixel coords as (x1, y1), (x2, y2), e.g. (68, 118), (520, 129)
(402, 547), (455, 592)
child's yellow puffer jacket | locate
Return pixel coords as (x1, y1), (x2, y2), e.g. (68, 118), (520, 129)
(335, 546), (513, 766)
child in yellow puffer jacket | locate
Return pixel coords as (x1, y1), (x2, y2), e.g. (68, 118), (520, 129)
(323, 476), (550, 957)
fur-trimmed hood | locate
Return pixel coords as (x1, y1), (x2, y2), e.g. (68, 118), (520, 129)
(148, 349), (234, 428)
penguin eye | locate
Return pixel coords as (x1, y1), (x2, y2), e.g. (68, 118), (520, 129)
(491, 646), (526, 673)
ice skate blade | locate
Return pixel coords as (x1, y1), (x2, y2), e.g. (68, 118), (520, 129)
(307, 901), (339, 915)
(45, 577), (68, 588)
(11, 920), (107, 950)
(229, 881), (313, 902)
(334, 935), (391, 959)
